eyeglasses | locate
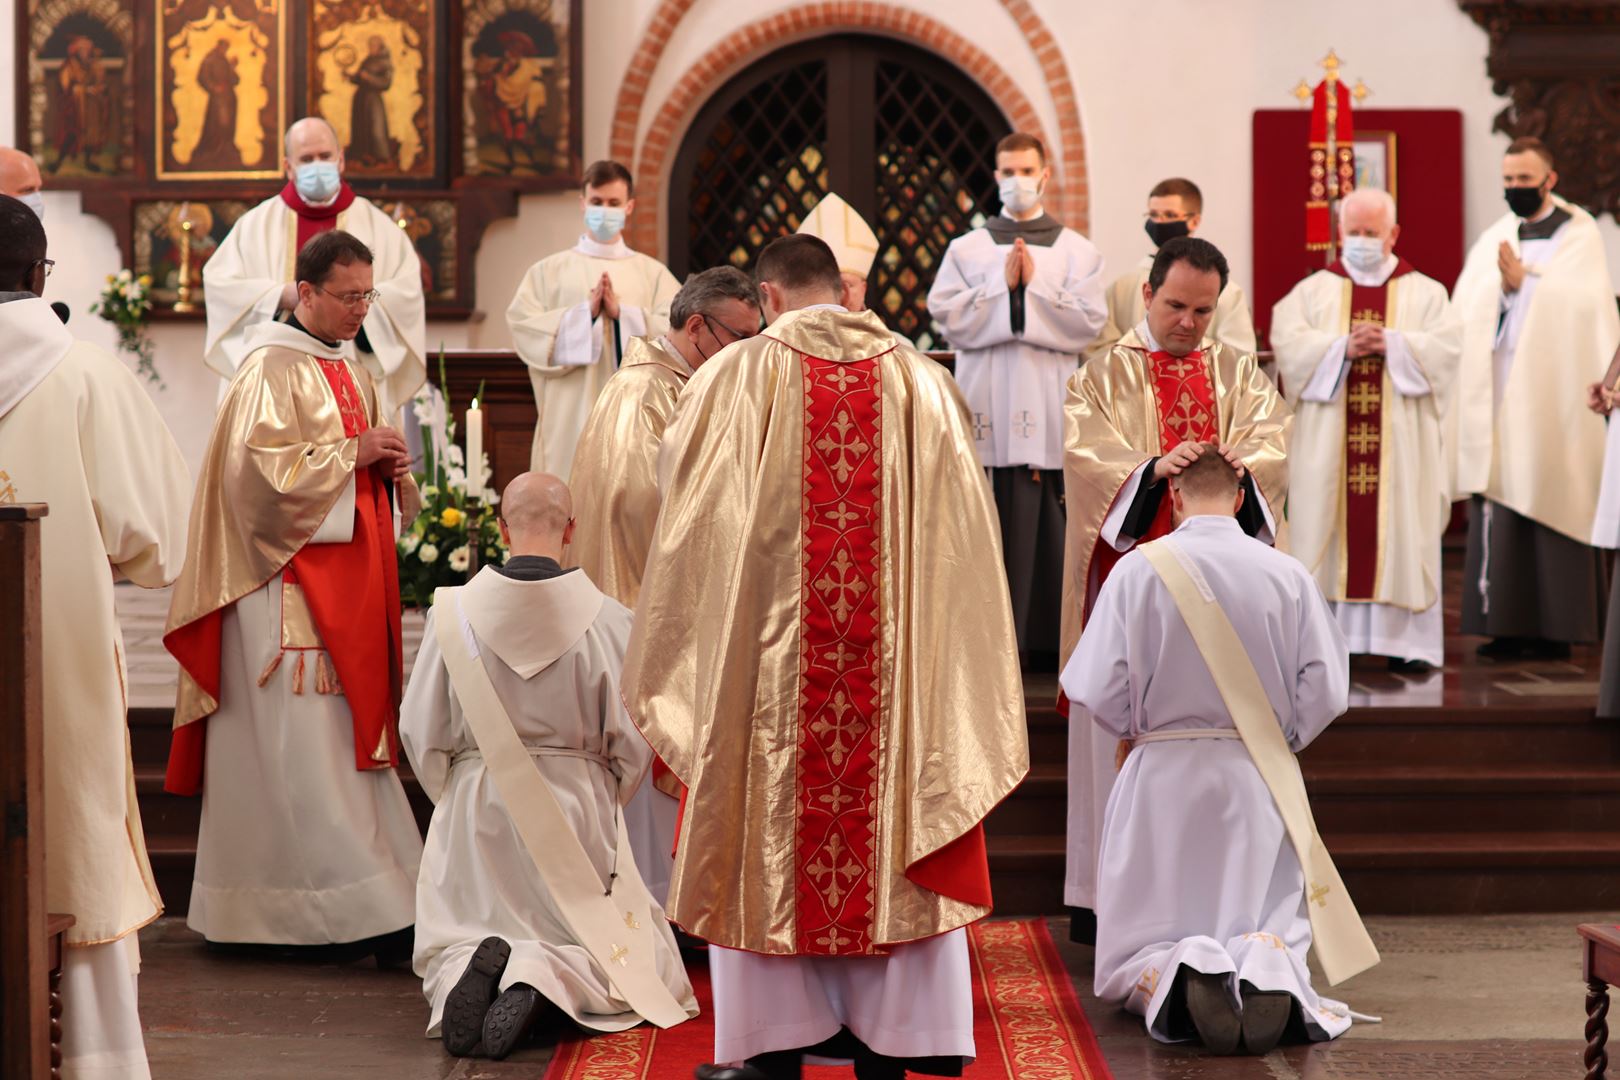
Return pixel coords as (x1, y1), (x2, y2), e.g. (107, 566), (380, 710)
(1144, 211), (1193, 223)
(703, 313), (759, 343)
(31, 258), (55, 279)
(317, 284), (381, 308)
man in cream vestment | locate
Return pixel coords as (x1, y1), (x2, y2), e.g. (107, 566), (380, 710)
(507, 159), (681, 479)
(625, 236), (1028, 1079)
(203, 117), (426, 416)
(1061, 237), (1290, 938)
(796, 192), (879, 312)
(1272, 189), (1463, 670)
(1450, 137), (1618, 657)
(402, 473), (696, 1060)
(1090, 178), (1256, 361)
(927, 132), (1107, 664)
(0, 198), (192, 1080)
(1063, 450), (1366, 1053)
(165, 232), (424, 953)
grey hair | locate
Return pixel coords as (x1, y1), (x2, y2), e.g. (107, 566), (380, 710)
(1340, 187), (1396, 230)
(670, 265), (758, 329)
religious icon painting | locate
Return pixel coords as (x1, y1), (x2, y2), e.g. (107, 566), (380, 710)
(156, 0), (288, 179)
(459, 0), (581, 185)
(21, 0), (138, 184)
(374, 197), (459, 304)
(308, 0), (436, 179)
(132, 199), (251, 308)
(1353, 131), (1397, 200)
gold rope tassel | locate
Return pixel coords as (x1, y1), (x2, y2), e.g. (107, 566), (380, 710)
(256, 651), (284, 688)
(315, 652), (336, 695)
(292, 651), (306, 695)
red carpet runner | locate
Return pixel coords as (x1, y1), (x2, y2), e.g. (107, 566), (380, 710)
(543, 918), (1112, 1079)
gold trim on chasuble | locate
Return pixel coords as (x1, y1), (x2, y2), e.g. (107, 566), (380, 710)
(797, 354), (884, 955)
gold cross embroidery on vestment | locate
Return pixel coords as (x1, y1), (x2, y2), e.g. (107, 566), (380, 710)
(813, 411), (872, 485)
(813, 549), (869, 623)
(1348, 422), (1379, 455)
(806, 832), (863, 909)
(1348, 382), (1380, 416)
(1347, 462), (1379, 496)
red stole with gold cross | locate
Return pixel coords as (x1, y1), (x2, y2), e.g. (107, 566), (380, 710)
(1330, 259), (1413, 601)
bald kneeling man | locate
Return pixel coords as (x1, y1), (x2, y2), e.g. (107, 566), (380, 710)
(401, 473), (697, 1061)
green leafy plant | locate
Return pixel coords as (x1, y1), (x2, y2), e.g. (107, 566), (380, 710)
(91, 269), (162, 387)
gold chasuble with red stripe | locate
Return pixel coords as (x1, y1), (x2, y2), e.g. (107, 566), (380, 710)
(623, 307), (1028, 957)
(1330, 259), (1413, 601)
(163, 339), (403, 795)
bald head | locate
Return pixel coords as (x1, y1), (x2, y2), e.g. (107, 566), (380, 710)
(499, 472), (574, 558)
(283, 117), (344, 186)
(0, 148), (42, 199)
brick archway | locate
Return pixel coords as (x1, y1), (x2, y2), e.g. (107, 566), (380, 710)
(609, 1), (1089, 257)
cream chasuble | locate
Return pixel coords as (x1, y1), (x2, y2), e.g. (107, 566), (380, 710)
(1062, 516), (1358, 1043)
(401, 566), (696, 1035)
(202, 191), (428, 416)
(1089, 254), (1257, 362)
(1449, 197), (1620, 541)
(565, 335), (691, 609)
(506, 236), (681, 479)
(0, 297), (191, 947)
(1272, 258), (1462, 666)
(1060, 330), (1290, 909)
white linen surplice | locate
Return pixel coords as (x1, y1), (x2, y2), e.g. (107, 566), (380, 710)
(400, 565), (692, 1034)
(1062, 515), (1353, 1044)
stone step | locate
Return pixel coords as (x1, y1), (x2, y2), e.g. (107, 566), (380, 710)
(1305, 763), (1620, 833)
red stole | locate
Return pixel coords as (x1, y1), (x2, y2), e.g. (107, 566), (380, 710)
(1329, 259), (1413, 600)
(1085, 348), (1220, 615)
(164, 357), (402, 794)
(279, 182), (357, 254)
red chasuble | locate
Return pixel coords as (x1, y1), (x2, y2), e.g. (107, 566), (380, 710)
(164, 357), (403, 794)
(280, 181), (357, 253)
(1329, 259), (1414, 600)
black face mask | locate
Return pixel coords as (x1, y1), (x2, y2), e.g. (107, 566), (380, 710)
(1145, 218), (1190, 248)
(1504, 184), (1546, 219)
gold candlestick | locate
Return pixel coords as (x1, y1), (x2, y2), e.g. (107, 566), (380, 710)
(173, 207), (196, 313)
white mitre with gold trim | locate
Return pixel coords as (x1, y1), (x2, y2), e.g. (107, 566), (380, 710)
(797, 192), (879, 279)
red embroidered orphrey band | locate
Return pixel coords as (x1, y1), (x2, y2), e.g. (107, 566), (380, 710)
(797, 355), (883, 956)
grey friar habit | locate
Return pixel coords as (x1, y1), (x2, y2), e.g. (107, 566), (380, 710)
(926, 212), (1107, 661)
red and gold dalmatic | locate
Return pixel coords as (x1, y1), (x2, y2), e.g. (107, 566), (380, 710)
(622, 307), (1028, 957)
(163, 335), (404, 795)
(1331, 259), (1413, 601)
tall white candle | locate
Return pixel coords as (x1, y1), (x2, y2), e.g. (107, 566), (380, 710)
(465, 400), (484, 500)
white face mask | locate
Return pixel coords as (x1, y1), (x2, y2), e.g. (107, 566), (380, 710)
(20, 191), (44, 223)
(584, 205), (626, 243)
(1340, 235), (1387, 274)
(999, 176), (1042, 215)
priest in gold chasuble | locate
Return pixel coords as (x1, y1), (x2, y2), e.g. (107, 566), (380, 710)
(623, 236), (1027, 1076)
(1060, 237), (1290, 934)
(1272, 189), (1462, 672)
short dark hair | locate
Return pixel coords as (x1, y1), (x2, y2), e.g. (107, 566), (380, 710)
(295, 229), (373, 287)
(1505, 135), (1555, 171)
(583, 159), (634, 197)
(0, 194), (47, 292)
(996, 132), (1046, 165)
(1149, 177), (1203, 214)
(671, 265), (758, 328)
(1147, 236), (1229, 295)
(755, 234), (842, 297)
(1169, 443), (1240, 499)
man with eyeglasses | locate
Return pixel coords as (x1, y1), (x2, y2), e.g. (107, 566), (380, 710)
(565, 265), (760, 907)
(1089, 178), (1256, 362)
(165, 229), (426, 961)
(203, 116), (426, 418)
(0, 194), (190, 1080)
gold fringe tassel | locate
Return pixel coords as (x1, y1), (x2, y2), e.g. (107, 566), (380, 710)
(292, 651), (306, 695)
(315, 652), (335, 695)
(256, 651), (284, 687)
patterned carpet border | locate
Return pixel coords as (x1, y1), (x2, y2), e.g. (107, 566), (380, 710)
(542, 918), (1112, 1079)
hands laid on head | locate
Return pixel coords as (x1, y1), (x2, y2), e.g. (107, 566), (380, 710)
(1152, 441), (1246, 484)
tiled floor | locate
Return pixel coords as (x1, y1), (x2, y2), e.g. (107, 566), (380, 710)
(137, 913), (1591, 1079)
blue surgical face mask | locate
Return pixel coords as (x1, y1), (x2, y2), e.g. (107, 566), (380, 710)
(999, 176), (1042, 214)
(1340, 235), (1387, 274)
(584, 205), (626, 243)
(294, 161), (341, 203)
(20, 191), (44, 223)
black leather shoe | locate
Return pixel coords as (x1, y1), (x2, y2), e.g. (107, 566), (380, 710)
(694, 1067), (770, 1080)
(1387, 657), (1434, 674)
(1239, 982), (1294, 1055)
(1184, 971), (1242, 1055)
(442, 936), (509, 1057)
(1477, 636), (1529, 659)
(483, 983), (548, 1060)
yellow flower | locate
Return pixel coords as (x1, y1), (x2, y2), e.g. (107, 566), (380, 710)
(439, 507), (465, 528)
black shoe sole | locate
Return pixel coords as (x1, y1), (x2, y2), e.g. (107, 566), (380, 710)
(483, 984), (547, 1061)
(1239, 986), (1293, 1055)
(1185, 971), (1242, 1055)
(442, 936), (510, 1057)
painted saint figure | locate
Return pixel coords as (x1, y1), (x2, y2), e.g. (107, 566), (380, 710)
(348, 37), (396, 168)
(194, 40), (242, 169)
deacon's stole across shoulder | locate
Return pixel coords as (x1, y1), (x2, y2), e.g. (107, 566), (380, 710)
(164, 351), (403, 796)
(1326, 259), (1415, 602)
